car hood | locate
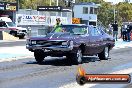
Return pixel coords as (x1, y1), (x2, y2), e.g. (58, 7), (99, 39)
(30, 33), (82, 41)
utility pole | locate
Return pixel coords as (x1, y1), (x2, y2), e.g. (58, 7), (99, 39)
(56, 0), (58, 6)
(16, 0), (19, 11)
(114, 7), (115, 23)
(50, 0), (52, 6)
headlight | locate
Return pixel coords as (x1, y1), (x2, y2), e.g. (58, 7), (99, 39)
(70, 41), (73, 46)
(62, 42), (68, 46)
(26, 39), (31, 44)
(31, 41), (36, 44)
(62, 41), (73, 46)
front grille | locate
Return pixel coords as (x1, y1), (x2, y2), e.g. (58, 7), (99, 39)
(36, 40), (62, 47)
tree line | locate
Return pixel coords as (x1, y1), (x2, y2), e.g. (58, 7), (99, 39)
(4, 0), (132, 27)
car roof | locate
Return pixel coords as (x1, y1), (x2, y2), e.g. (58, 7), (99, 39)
(61, 24), (96, 27)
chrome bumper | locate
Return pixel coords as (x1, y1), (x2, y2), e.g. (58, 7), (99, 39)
(26, 45), (73, 51)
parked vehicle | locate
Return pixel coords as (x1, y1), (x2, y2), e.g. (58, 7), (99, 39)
(26, 24), (115, 64)
(0, 17), (27, 39)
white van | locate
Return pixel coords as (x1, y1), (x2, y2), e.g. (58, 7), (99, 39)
(0, 17), (27, 39)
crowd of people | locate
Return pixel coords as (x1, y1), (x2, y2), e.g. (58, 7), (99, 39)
(121, 24), (132, 42)
(109, 21), (132, 42)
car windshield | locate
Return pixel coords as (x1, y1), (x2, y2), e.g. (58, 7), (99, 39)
(6, 22), (16, 27)
(51, 25), (88, 35)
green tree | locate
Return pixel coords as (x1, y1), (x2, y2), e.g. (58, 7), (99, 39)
(117, 2), (132, 22)
(3, 0), (16, 2)
(76, 0), (103, 4)
(97, 2), (112, 27)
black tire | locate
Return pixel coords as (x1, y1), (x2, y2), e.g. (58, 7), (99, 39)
(34, 50), (45, 63)
(10, 31), (17, 37)
(98, 46), (109, 60)
(66, 49), (83, 64)
(19, 35), (25, 39)
(66, 53), (75, 64)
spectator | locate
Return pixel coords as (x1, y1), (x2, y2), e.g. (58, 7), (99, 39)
(112, 21), (118, 41)
(54, 18), (63, 32)
(54, 18), (62, 27)
(126, 25), (132, 42)
(121, 25), (127, 41)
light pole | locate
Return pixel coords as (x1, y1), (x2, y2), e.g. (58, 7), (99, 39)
(114, 6), (115, 23)
(56, 0), (58, 6)
(50, 0), (52, 6)
(112, 1), (116, 23)
(16, 0), (19, 11)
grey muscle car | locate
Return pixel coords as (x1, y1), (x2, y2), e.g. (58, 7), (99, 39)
(26, 24), (115, 64)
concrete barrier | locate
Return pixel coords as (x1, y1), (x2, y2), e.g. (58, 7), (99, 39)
(0, 31), (3, 40)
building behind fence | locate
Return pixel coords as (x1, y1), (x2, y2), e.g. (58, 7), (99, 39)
(16, 9), (72, 36)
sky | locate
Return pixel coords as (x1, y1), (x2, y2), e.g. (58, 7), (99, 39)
(104, 0), (132, 4)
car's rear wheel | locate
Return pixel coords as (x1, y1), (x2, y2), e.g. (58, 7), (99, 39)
(98, 46), (109, 60)
(34, 50), (45, 63)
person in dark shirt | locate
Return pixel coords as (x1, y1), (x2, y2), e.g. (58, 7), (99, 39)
(126, 25), (132, 42)
(112, 21), (118, 41)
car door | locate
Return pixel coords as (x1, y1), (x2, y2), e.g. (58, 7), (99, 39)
(72, 26), (91, 55)
(87, 26), (105, 55)
(98, 28), (114, 50)
(78, 27), (91, 55)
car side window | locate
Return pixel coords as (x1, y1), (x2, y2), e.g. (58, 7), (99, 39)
(72, 27), (88, 35)
(96, 28), (101, 35)
(0, 22), (7, 27)
(90, 27), (100, 36)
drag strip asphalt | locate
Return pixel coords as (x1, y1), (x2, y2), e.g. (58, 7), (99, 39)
(0, 47), (132, 88)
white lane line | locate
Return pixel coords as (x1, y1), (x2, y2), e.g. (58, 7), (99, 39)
(113, 44), (132, 49)
(0, 55), (33, 62)
(0, 46), (33, 62)
(0, 46), (32, 55)
(0, 39), (26, 43)
(59, 68), (132, 88)
(113, 46), (132, 49)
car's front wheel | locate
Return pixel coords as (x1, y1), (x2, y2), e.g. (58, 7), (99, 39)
(18, 35), (25, 39)
(75, 49), (83, 64)
(98, 46), (109, 60)
(67, 49), (83, 64)
(34, 50), (45, 63)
